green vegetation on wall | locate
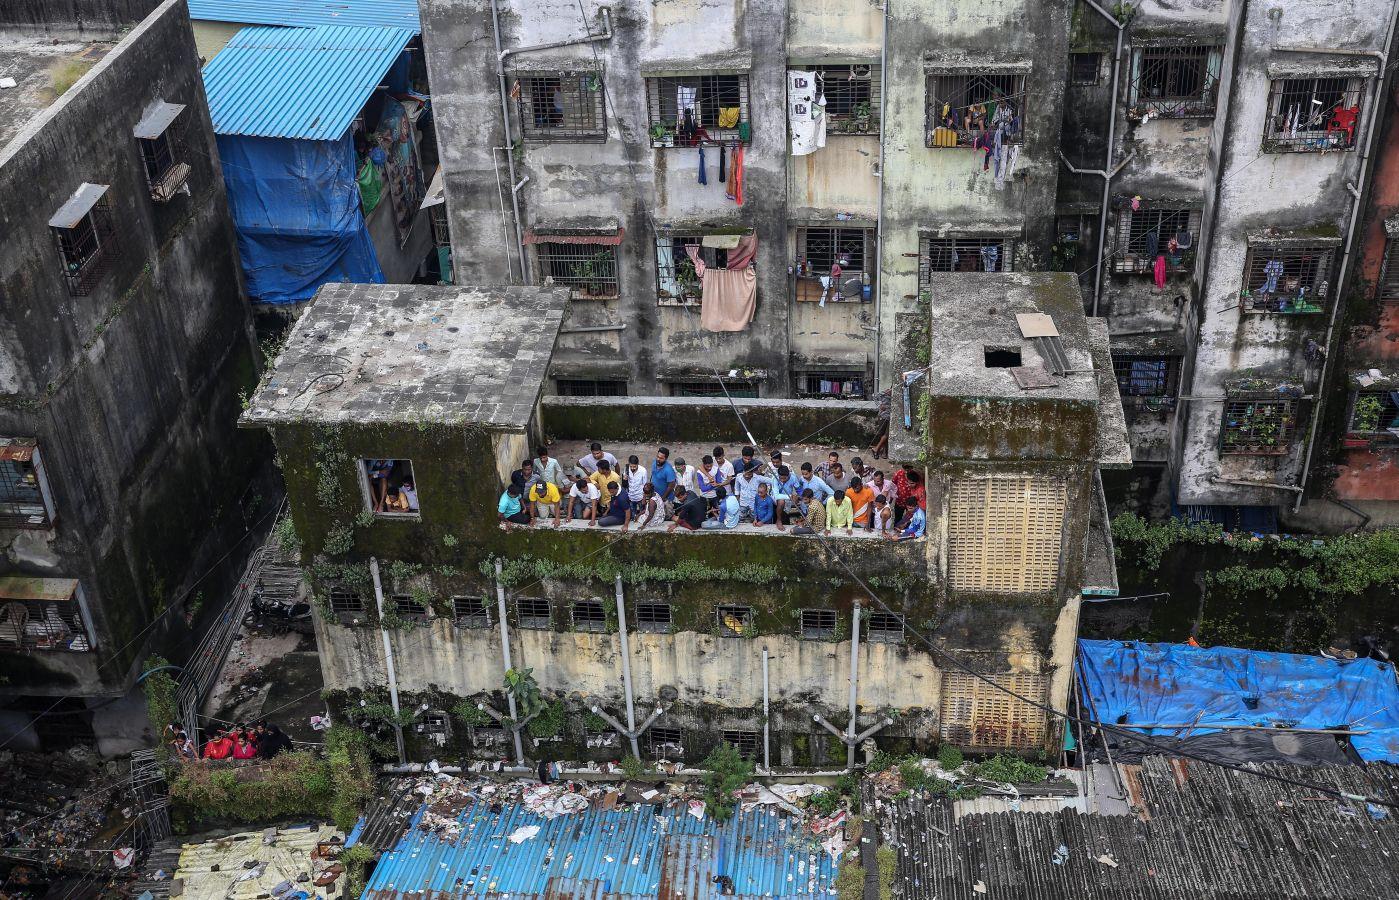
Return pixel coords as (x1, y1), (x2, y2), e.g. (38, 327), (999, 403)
(142, 655), (179, 740)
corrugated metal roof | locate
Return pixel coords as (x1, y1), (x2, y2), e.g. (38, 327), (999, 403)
(187, 0), (420, 33)
(202, 25), (413, 140)
(365, 800), (839, 898)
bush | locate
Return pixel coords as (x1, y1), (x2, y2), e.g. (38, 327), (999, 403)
(867, 749), (898, 773)
(700, 742), (753, 822)
(619, 755), (654, 780)
(971, 754), (1048, 784)
(342, 843), (374, 897)
(526, 700), (565, 739)
(168, 752), (334, 832)
(936, 745), (964, 771)
(809, 789), (842, 816)
(143, 655), (179, 740)
(325, 726), (374, 832)
(897, 756), (932, 791)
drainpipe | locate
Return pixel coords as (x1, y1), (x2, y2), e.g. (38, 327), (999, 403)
(873, 0), (890, 387)
(614, 576), (640, 759)
(370, 558), (405, 765)
(489, 4), (614, 284)
(845, 603), (861, 769)
(494, 559), (526, 766)
(1288, 32), (1397, 513)
(762, 648), (771, 772)
(1077, 0), (1125, 316)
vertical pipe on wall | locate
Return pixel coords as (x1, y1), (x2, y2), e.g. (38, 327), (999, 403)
(1081, 0), (1125, 317)
(762, 648), (771, 772)
(873, 0), (890, 387)
(845, 603), (862, 770)
(371, 557), (405, 765)
(494, 559), (525, 765)
(614, 576), (640, 759)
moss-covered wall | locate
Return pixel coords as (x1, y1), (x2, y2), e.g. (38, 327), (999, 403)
(540, 396), (881, 446)
(927, 396), (1099, 462)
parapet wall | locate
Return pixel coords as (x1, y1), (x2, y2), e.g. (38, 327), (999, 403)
(0, 0), (160, 32)
(540, 396), (881, 447)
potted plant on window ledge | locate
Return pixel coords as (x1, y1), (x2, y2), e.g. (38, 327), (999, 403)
(676, 256), (701, 303)
(853, 102), (872, 133)
(1345, 394), (1382, 448)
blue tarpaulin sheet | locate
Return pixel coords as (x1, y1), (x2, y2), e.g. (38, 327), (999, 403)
(1078, 639), (1399, 763)
(217, 132), (383, 305)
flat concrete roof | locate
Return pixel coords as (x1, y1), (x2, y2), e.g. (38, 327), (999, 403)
(924, 272), (1100, 405)
(242, 283), (569, 429)
(0, 36), (110, 150)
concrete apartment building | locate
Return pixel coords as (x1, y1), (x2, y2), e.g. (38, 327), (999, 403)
(0, 0), (267, 747)
(242, 272), (1126, 766)
(423, 0), (1399, 526)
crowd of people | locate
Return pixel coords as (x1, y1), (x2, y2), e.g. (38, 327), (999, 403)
(497, 444), (926, 540)
(165, 721), (294, 762)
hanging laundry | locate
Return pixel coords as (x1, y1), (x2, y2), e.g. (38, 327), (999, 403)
(699, 267), (757, 331)
(677, 85), (698, 124)
(981, 245), (999, 272)
(1262, 258), (1284, 294)
(1153, 254), (1167, 289)
(698, 146), (707, 185)
(718, 143), (727, 183)
(1144, 229), (1159, 260)
(727, 145), (745, 205)
(718, 107), (740, 129)
(788, 70), (826, 156)
(726, 233), (757, 268)
(819, 275), (831, 307)
(1002, 144), (1020, 182)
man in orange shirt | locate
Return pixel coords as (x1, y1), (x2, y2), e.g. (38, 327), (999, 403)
(846, 476), (876, 530)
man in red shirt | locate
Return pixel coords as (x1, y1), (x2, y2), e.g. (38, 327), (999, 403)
(203, 729), (234, 760)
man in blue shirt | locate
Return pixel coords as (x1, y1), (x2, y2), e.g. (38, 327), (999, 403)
(885, 505), (925, 541)
(795, 462), (834, 504)
(498, 484), (531, 527)
(702, 486), (740, 529)
(650, 446), (678, 507)
(595, 482), (634, 529)
(752, 482), (780, 529)
(772, 464), (802, 524)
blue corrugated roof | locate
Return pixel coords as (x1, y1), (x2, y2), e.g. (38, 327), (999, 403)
(187, 0), (420, 33)
(202, 25), (413, 141)
(364, 799), (841, 898)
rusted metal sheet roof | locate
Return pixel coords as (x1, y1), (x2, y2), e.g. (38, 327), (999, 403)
(0, 438), (37, 462)
(523, 228), (626, 246)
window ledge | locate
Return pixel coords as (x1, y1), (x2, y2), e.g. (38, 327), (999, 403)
(370, 512), (422, 522)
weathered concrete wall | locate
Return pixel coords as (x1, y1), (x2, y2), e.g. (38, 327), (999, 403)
(0, 0), (159, 32)
(540, 395), (880, 445)
(0, 0), (266, 697)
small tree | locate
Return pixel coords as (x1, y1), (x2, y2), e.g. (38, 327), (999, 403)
(700, 742), (754, 822)
(504, 667), (545, 720)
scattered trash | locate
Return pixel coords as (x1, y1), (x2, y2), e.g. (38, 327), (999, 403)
(1, 77), (18, 89)
(973, 879), (987, 894)
(507, 825), (540, 844)
(1368, 802), (1389, 821)
(1096, 853), (1119, 868)
(113, 847), (135, 868)
(688, 799), (706, 820)
(1052, 844), (1069, 865)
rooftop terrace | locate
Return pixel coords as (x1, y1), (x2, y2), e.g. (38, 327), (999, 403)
(0, 36), (110, 149)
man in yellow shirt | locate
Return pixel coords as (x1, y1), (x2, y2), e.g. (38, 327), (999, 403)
(590, 459), (621, 512)
(825, 489), (854, 535)
(529, 479), (561, 523)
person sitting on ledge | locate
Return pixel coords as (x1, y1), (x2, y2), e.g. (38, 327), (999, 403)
(703, 485), (740, 530)
(773, 464), (801, 524)
(791, 488), (825, 535)
(872, 494), (895, 534)
(564, 474), (600, 525)
(576, 442), (617, 478)
(511, 459), (540, 495)
(203, 728), (233, 760)
(733, 466), (776, 522)
(591, 459), (621, 513)
(529, 478), (560, 523)
(498, 484), (531, 528)
(825, 462), (851, 493)
(816, 451), (840, 484)
(232, 726), (258, 761)
(796, 463), (834, 504)
(595, 481), (634, 529)
(711, 446), (736, 486)
(886, 504), (926, 541)
(825, 488), (854, 536)
(752, 482), (782, 530)
(634, 483), (664, 530)
(668, 485), (707, 532)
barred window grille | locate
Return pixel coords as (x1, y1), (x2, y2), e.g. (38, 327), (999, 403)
(1070, 52), (1102, 85)
(1113, 207), (1201, 275)
(1221, 399), (1296, 455)
(0, 598), (91, 653)
(645, 725), (684, 759)
(635, 602), (673, 633)
(656, 232), (738, 305)
(866, 611), (905, 644)
(517, 597), (552, 630)
(797, 372), (866, 399)
(52, 198), (116, 297)
(453, 596), (492, 628)
(1349, 390), (1399, 435)
(924, 73), (1025, 148)
(139, 129), (189, 202)
(939, 671), (1049, 751)
(572, 598), (608, 633)
(556, 379), (628, 397)
(947, 476), (1066, 594)
(394, 594), (429, 620)
(716, 604), (754, 636)
(0, 452), (49, 529)
(1112, 355), (1178, 400)
(1128, 46), (1221, 117)
(918, 235), (1014, 286)
(646, 74), (750, 144)
(1242, 245), (1333, 314)
(721, 729), (759, 759)
(1264, 77), (1362, 151)
(669, 381), (760, 399)
(329, 588), (363, 615)
(537, 243), (619, 299)
(795, 227), (873, 302)
(1379, 239), (1399, 302)
(513, 72), (606, 142)
(812, 64), (880, 134)
(799, 608), (837, 639)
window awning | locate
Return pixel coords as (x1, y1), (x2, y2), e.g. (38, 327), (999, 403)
(1266, 57), (1378, 79)
(47, 183), (109, 230)
(923, 55), (1031, 74)
(133, 101), (186, 140)
(420, 165), (445, 212)
(524, 228), (625, 246)
(0, 576), (77, 603)
(0, 439), (37, 463)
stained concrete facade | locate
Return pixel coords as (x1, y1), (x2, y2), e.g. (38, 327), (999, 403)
(0, 0), (267, 744)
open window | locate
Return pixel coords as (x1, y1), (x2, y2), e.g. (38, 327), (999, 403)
(359, 459), (419, 517)
(1347, 390), (1399, 443)
(925, 71), (1026, 148)
(329, 587), (364, 622)
(0, 439), (55, 530)
(668, 380), (760, 399)
(656, 231), (749, 305)
(1127, 45), (1222, 118)
(516, 597), (552, 630)
(1112, 355), (1179, 408)
(796, 371), (867, 400)
(918, 234), (1014, 284)
(635, 601), (672, 633)
(715, 604), (753, 636)
(1069, 52), (1102, 86)
(794, 227), (873, 303)
(644, 725), (684, 759)
(393, 594), (429, 622)
(799, 608), (837, 639)
(645, 74), (750, 146)
(555, 378), (629, 397)
(810, 64), (880, 134)
(513, 72), (606, 142)
(1112, 205), (1201, 276)
(536, 244), (619, 299)
(866, 611), (905, 644)
(134, 101), (190, 202)
(1264, 77), (1362, 152)
(721, 729), (759, 759)
(49, 183), (116, 297)
(1242, 244), (1334, 314)
(571, 598), (608, 633)
(0, 578), (93, 653)
(1221, 397), (1297, 455)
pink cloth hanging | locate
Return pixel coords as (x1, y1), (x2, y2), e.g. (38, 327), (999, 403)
(1152, 254), (1167, 289)
(699, 267), (757, 331)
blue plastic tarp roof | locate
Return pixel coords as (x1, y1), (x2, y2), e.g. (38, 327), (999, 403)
(187, 0), (420, 33)
(365, 799), (840, 898)
(203, 25), (413, 141)
(1078, 640), (1399, 763)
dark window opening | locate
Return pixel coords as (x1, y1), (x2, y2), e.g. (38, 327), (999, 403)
(0, 593), (91, 653)
(645, 725), (684, 758)
(572, 598), (608, 633)
(453, 596), (492, 628)
(1242, 245), (1333, 314)
(925, 72), (1025, 148)
(51, 191), (116, 297)
(393, 594), (428, 620)
(537, 244), (619, 299)
(635, 602), (672, 633)
(795, 227), (873, 303)
(1265, 77), (1361, 151)
(514, 72), (606, 142)
(361, 459), (419, 516)
(984, 347), (1022, 368)
(800, 608), (837, 639)
(919, 236), (1012, 283)
(0, 442), (51, 529)
(716, 605), (754, 636)
(646, 74), (751, 145)
(797, 372), (867, 399)
(866, 611), (905, 644)
(1112, 355), (1178, 401)
(1379, 239), (1399, 302)
(1349, 390), (1399, 436)
(811, 64), (880, 133)
(1070, 52), (1101, 85)
(1221, 399), (1296, 455)
(669, 381), (760, 399)
(134, 102), (190, 202)
(556, 379), (629, 397)
(1130, 46), (1221, 117)
(721, 729), (759, 759)
(1114, 207), (1200, 276)
(329, 588), (363, 616)
(517, 597), (552, 629)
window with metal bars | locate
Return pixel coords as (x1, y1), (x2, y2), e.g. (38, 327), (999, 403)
(669, 380), (760, 399)
(715, 604), (754, 636)
(645, 725), (684, 758)
(0, 597), (91, 652)
(1348, 390), (1399, 436)
(517, 597), (552, 629)
(795, 227), (873, 303)
(925, 73), (1025, 148)
(1221, 399), (1296, 455)
(797, 372), (866, 399)
(1113, 207), (1200, 275)
(394, 594), (429, 620)
(571, 598), (608, 633)
(635, 602), (672, 633)
(513, 72), (606, 142)
(1112, 355), (1178, 402)
(537, 244), (619, 299)
(1070, 52), (1102, 85)
(866, 611), (905, 644)
(453, 596), (492, 628)
(139, 130), (190, 203)
(52, 198), (116, 297)
(1264, 77), (1362, 151)
(721, 729), (759, 759)
(1379, 239), (1399, 302)
(1242, 245), (1333, 314)
(645, 74), (750, 145)
(1128, 45), (1221, 117)
(329, 588), (363, 616)
(656, 232), (746, 304)
(0, 445), (51, 530)
(555, 379), (629, 397)
(918, 236), (1013, 285)
(799, 608), (837, 639)
(811, 64), (880, 134)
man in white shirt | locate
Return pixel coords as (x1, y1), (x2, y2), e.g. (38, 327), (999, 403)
(733, 468), (776, 520)
(624, 455), (648, 503)
(576, 442), (618, 478)
(668, 458), (695, 519)
(711, 446), (735, 486)
(562, 474), (600, 525)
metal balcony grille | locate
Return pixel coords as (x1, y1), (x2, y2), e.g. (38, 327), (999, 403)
(939, 671), (1048, 751)
(556, 379), (628, 397)
(1221, 399), (1296, 455)
(644, 725), (684, 759)
(52, 198), (115, 297)
(1070, 52), (1101, 85)
(646, 74), (750, 144)
(538, 243), (619, 299)
(669, 380), (760, 399)
(925, 73), (1025, 148)
(0, 453), (49, 529)
(0, 598), (89, 652)
(513, 72), (606, 142)
(656, 233), (724, 305)
(1264, 77), (1361, 151)
(1113, 207), (1201, 275)
(813, 64), (880, 134)
(721, 729), (759, 759)
(1112, 355), (1177, 400)
(1242, 245), (1333, 314)
(947, 477), (1066, 594)
(918, 236), (1013, 284)
(1128, 45), (1221, 117)
(795, 227), (872, 302)
(1379, 239), (1399, 302)
(797, 372), (866, 399)
(1349, 390), (1399, 436)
